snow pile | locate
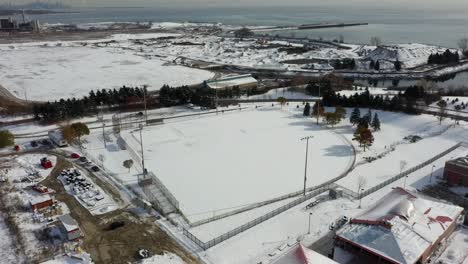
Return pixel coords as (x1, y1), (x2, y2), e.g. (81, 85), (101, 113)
(139, 252), (185, 264)
(365, 44), (450, 68)
(436, 227), (468, 264)
(40, 252), (93, 264)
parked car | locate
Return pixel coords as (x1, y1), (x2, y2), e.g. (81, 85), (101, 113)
(30, 141), (38, 147)
(70, 153), (80, 159)
(91, 166), (100, 172)
(41, 139), (51, 146)
(79, 157), (88, 163)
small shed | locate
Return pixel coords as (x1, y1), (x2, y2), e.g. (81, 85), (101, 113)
(40, 157), (53, 169)
(58, 214), (83, 241)
(30, 194), (53, 211)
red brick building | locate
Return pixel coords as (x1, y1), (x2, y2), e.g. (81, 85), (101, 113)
(444, 157), (468, 186)
(30, 194), (54, 211)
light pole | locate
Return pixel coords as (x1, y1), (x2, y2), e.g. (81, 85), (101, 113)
(143, 85), (148, 125)
(316, 86), (321, 125)
(358, 188), (364, 209)
(301, 136), (314, 196)
(139, 124), (146, 178)
(403, 175), (408, 189)
(429, 165), (436, 183)
(102, 123), (106, 149)
(308, 212), (313, 235)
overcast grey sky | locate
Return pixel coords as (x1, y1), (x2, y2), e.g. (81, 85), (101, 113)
(4, 0), (468, 9)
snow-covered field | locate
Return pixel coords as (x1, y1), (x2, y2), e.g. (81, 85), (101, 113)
(332, 109), (460, 191)
(122, 106), (354, 221)
(1, 24), (458, 102)
(0, 33), (213, 101)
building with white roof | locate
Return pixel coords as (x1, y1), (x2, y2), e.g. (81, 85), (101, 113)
(271, 243), (338, 264)
(58, 214), (83, 241)
(205, 74), (258, 90)
(334, 187), (464, 264)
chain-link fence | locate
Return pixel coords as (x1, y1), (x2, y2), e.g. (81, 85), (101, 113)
(146, 172), (180, 211)
(183, 142), (465, 250)
(190, 131), (357, 228)
(183, 186), (330, 250)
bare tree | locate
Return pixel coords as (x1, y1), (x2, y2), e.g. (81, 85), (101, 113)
(416, 79), (438, 94)
(98, 154), (105, 166)
(436, 100), (448, 125)
(370, 36), (382, 47)
(458, 37), (468, 52)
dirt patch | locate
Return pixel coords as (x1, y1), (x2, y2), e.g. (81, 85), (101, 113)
(41, 157), (198, 264)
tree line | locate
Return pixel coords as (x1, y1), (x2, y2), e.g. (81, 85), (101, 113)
(428, 49), (460, 65)
(321, 85), (441, 115)
(33, 86), (149, 122)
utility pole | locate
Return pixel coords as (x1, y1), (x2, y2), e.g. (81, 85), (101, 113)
(215, 77), (219, 115)
(139, 124), (146, 178)
(301, 136), (314, 196)
(403, 175), (408, 189)
(358, 188), (364, 209)
(102, 123), (106, 148)
(308, 212), (313, 235)
(316, 86), (320, 125)
(143, 85), (148, 124)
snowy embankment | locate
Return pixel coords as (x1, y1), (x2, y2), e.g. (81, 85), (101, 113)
(139, 252), (186, 264)
(0, 33), (213, 101)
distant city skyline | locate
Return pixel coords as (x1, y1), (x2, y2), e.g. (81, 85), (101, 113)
(2, 0), (468, 9)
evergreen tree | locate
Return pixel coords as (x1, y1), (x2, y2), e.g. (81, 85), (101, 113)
(369, 60), (375, 70)
(0, 130), (14, 148)
(303, 102), (311, 116)
(362, 109), (372, 126)
(371, 113), (381, 131)
(374, 60), (380, 71)
(353, 127), (374, 151)
(323, 112), (340, 127)
(394, 60), (402, 71)
(350, 108), (361, 126)
(335, 106), (346, 121)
